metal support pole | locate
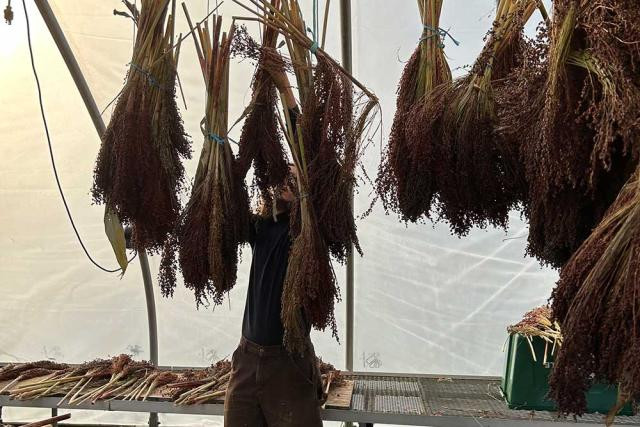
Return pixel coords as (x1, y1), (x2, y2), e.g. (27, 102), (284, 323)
(31, 3), (159, 425)
(33, 0), (105, 135)
(340, 0), (354, 375)
(125, 233), (159, 427)
(139, 250), (159, 367)
(140, 252), (159, 427)
(340, 2), (354, 425)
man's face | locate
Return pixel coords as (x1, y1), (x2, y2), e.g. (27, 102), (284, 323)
(278, 164), (298, 203)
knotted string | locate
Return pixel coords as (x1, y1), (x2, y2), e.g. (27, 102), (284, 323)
(420, 24), (460, 49)
(199, 118), (238, 146)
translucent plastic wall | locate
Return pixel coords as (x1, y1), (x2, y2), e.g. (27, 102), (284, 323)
(0, 1), (554, 425)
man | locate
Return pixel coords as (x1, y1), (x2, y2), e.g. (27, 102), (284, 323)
(223, 65), (324, 426)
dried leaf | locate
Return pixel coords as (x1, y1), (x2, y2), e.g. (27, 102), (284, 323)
(104, 207), (128, 275)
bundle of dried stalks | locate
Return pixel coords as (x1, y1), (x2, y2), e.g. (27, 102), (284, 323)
(432, 0), (540, 235)
(92, 0), (191, 252)
(234, 1), (290, 214)
(550, 169), (640, 418)
(159, 14), (250, 306)
(233, 0), (379, 353)
(375, 0), (452, 223)
(502, 0), (639, 267)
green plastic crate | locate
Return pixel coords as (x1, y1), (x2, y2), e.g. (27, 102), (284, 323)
(501, 333), (633, 415)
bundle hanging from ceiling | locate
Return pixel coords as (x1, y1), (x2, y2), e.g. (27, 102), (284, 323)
(91, 0), (191, 253)
(501, 0), (640, 268)
(159, 13), (250, 306)
(233, 0), (380, 353)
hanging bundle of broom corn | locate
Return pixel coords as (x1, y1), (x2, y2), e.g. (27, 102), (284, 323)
(436, 0), (539, 235)
(500, 0), (639, 268)
(233, 0), (379, 353)
(524, 1), (600, 268)
(378, 0), (542, 235)
(549, 167), (640, 419)
(92, 0), (191, 253)
(543, 4), (640, 413)
(276, 0), (341, 353)
(160, 13), (250, 306)
(376, 0), (453, 223)
(234, 0), (290, 214)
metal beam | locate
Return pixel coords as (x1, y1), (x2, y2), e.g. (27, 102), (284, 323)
(340, 0), (354, 375)
(33, 0), (105, 135)
(2, 396), (637, 427)
(30, 3), (159, 426)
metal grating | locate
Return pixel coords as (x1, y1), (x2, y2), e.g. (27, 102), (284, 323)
(349, 376), (427, 415)
(346, 374), (640, 425)
(373, 395), (425, 414)
(418, 377), (640, 424)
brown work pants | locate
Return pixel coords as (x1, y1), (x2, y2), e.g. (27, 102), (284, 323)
(223, 337), (324, 427)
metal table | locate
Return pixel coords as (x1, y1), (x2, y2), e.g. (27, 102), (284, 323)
(1, 372), (639, 426)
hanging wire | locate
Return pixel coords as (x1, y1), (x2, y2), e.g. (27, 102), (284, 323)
(21, 0), (136, 273)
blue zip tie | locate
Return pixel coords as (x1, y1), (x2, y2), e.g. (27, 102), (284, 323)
(420, 24), (460, 49)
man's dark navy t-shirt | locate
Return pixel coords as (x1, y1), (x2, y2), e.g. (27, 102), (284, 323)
(241, 211), (292, 345)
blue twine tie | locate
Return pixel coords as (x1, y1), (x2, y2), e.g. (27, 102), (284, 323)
(207, 133), (239, 146)
(200, 117), (237, 146)
(420, 24), (460, 49)
(208, 133), (226, 145)
(130, 63), (162, 88)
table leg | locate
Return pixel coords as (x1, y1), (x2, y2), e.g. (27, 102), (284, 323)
(149, 412), (159, 427)
(51, 408), (58, 427)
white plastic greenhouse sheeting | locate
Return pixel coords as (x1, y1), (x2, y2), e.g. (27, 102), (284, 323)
(0, 1), (556, 425)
